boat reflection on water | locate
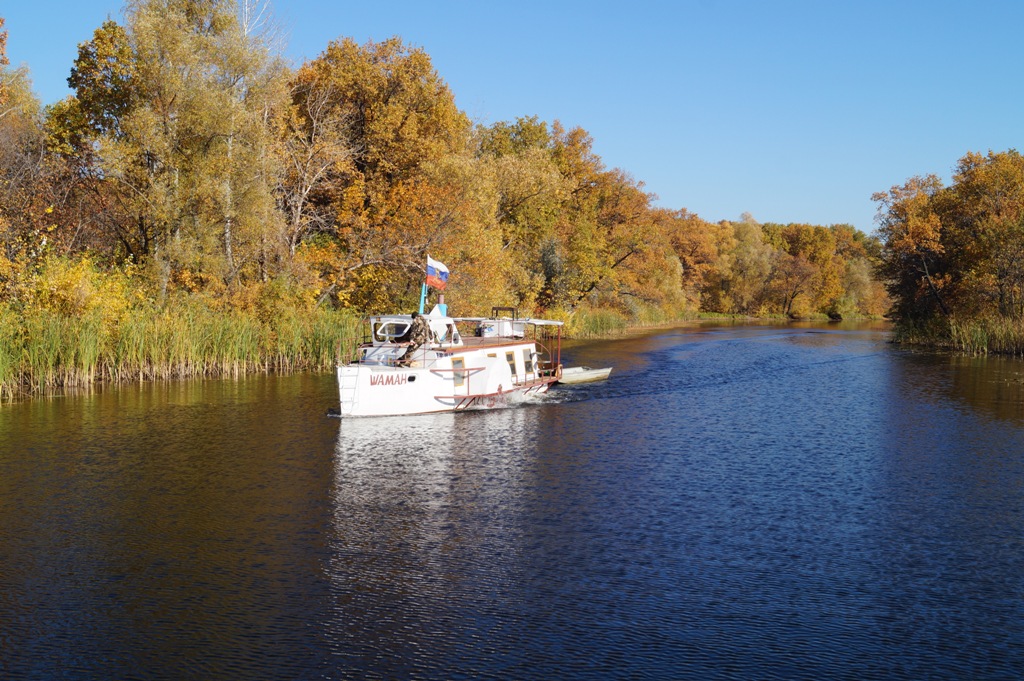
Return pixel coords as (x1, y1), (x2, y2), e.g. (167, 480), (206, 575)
(331, 403), (546, 521)
(326, 404), (548, 672)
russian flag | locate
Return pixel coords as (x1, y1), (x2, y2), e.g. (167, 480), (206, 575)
(425, 256), (449, 290)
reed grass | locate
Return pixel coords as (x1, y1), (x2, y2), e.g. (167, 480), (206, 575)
(565, 308), (629, 338)
(0, 300), (360, 400)
(947, 315), (1024, 355)
(0, 305), (23, 400)
(891, 314), (1024, 356)
(890, 317), (949, 348)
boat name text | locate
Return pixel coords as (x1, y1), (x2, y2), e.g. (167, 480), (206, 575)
(370, 373), (409, 386)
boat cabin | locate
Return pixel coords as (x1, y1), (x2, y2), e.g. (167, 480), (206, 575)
(354, 306), (560, 371)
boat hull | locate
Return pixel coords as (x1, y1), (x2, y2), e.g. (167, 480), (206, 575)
(337, 341), (557, 417)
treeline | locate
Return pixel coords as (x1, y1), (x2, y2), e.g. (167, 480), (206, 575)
(876, 149), (1024, 353)
(0, 2), (885, 395)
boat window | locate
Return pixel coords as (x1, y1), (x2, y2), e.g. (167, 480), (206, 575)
(506, 351), (517, 380)
(522, 348), (534, 374)
(453, 358), (466, 387)
(374, 321), (411, 342)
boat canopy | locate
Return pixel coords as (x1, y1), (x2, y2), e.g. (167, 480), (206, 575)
(366, 314), (462, 347)
(452, 317), (563, 326)
(363, 308), (561, 348)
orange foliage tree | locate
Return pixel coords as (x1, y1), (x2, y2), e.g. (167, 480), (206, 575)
(290, 37), (479, 312)
(877, 150), (1024, 323)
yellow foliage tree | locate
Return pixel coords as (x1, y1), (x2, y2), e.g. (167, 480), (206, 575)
(290, 37), (477, 312)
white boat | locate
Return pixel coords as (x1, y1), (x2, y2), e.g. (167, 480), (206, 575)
(336, 306), (563, 417)
(557, 366), (613, 384)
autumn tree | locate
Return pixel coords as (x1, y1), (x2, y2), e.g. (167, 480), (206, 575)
(712, 217), (775, 314)
(478, 115), (694, 318)
(874, 174), (950, 319)
(290, 37), (476, 311)
(0, 16), (8, 109)
(0, 21), (71, 298)
(569, 167), (659, 308)
(876, 149), (1024, 343)
(278, 78), (356, 257)
(51, 0), (289, 298)
(763, 223), (840, 314)
(476, 116), (567, 309)
(540, 124), (655, 313)
(5, 5), (892, 330)
(942, 150), (1024, 317)
(658, 209), (720, 308)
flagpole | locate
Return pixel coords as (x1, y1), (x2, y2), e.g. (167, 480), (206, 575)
(418, 282), (428, 314)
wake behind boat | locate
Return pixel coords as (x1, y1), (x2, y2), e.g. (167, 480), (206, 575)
(336, 306), (563, 417)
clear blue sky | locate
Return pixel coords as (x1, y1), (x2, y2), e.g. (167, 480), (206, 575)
(4, 1), (1023, 234)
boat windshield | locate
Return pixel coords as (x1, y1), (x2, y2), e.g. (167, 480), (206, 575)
(373, 320), (411, 342)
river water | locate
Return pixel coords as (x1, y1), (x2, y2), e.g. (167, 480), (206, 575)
(2, 322), (1023, 680)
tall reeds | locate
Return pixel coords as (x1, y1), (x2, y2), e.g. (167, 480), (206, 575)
(947, 315), (1024, 355)
(892, 315), (1024, 356)
(564, 308), (629, 338)
(560, 303), (699, 338)
(0, 300), (360, 400)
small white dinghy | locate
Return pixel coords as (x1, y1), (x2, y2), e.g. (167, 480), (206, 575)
(557, 366), (612, 384)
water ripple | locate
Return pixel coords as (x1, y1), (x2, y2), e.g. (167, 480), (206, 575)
(3, 327), (1024, 679)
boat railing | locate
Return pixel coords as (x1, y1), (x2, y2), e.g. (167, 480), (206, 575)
(532, 335), (562, 379)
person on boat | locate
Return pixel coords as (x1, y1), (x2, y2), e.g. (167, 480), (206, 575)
(398, 312), (431, 366)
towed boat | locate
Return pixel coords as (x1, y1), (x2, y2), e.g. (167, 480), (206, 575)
(557, 366), (613, 384)
(336, 306), (563, 417)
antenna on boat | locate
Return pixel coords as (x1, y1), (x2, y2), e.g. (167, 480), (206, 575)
(417, 283), (448, 316)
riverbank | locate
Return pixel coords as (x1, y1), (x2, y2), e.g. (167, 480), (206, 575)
(1, 301), (636, 399)
(561, 308), (887, 339)
(0, 300), (886, 401)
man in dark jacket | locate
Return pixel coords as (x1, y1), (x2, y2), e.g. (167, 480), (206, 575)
(399, 313), (431, 365)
